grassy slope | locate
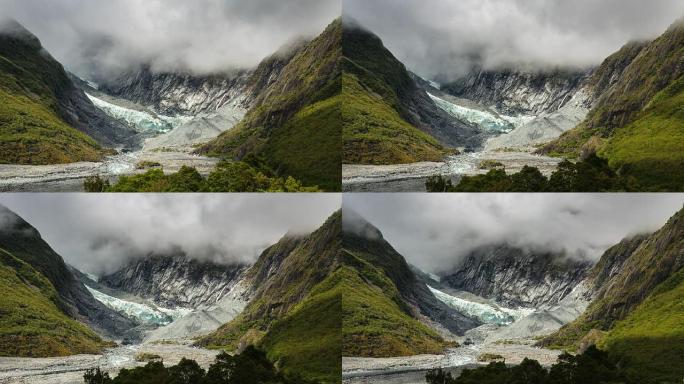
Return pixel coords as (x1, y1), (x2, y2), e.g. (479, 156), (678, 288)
(198, 212), (341, 382)
(543, 22), (684, 188)
(200, 20), (341, 191)
(599, 268), (684, 383)
(0, 247), (106, 357)
(598, 74), (684, 190)
(260, 271), (342, 384)
(542, 208), (684, 353)
(342, 72), (446, 164)
(0, 26), (106, 164)
(342, 27), (449, 165)
(340, 252), (446, 357)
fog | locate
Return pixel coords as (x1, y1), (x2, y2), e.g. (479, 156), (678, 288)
(344, 194), (684, 273)
(0, 194), (340, 275)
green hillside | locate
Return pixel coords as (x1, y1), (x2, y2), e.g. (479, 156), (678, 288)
(543, 21), (684, 189)
(599, 268), (684, 383)
(341, 25), (450, 164)
(198, 212), (341, 382)
(0, 247), (108, 357)
(0, 20), (107, 164)
(200, 20), (341, 191)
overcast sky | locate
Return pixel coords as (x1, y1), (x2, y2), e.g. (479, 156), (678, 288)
(344, 194), (684, 273)
(344, 0), (684, 80)
(0, 194), (340, 276)
(0, 0), (339, 78)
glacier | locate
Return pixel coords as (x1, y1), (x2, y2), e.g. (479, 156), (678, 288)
(428, 93), (530, 133)
(87, 286), (190, 326)
(86, 93), (191, 133)
(428, 286), (533, 325)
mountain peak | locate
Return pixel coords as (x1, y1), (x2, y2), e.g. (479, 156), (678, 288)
(0, 18), (40, 48)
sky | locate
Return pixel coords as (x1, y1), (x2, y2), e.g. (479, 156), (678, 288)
(344, 194), (684, 274)
(344, 0), (684, 80)
(0, 194), (340, 275)
(0, 0), (339, 78)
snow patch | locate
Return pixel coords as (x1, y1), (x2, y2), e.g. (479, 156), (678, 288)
(86, 286), (190, 326)
(428, 286), (533, 325)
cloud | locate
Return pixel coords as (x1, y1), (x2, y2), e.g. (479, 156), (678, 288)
(343, 194), (684, 273)
(0, 0), (340, 77)
(344, 0), (684, 80)
(0, 194), (340, 275)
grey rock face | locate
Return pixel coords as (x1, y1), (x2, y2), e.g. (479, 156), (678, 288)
(442, 69), (592, 116)
(100, 253), (249, 309)
(98, 67), (253, 116)
(442, 244), (593, 308)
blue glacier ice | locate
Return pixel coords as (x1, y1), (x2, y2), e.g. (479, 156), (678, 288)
(87, 286), (190, 326)
(428, 93), (517, 133)
(86, 93), (191, 133)
(428, 286), (532, 325)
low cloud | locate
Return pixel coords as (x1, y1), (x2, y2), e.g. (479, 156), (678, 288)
(344, 0), (684, 80)
(0, 194), (340, 275)
(0, 0), (340, 78)
(343, 194), (684, 273)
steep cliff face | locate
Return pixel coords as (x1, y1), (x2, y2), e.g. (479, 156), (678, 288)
(0, 205), (135, 339)
(441, 244), (593, 308)
(0, 19), (136, 164)
(442, 69), (591, 116)
(541, 207), (684, 349)
(99, 253), (248, 308)
(97, 67), (254, 117)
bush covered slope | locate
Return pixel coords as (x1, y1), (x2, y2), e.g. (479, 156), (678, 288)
(199, 20), (341, 191)
(0, 247), (108, 357)
(542, 21), (684, 189)
(0, 20), (107, 164)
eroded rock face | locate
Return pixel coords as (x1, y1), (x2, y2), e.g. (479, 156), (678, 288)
(100, 253), (249, 308)
(441, 69), (592, 116)
(441, 244), (593, 308)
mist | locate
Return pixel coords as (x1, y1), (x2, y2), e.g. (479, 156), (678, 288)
(0, 0), (340, 78)
(344, 0), (684, 80)
(0, 194), (340, 276)
(343, 194), (684, 273)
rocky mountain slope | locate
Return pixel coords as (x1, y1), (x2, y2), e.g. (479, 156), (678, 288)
(0, 19), (136, 164)
(342, 22), (483, 165)
(441, 244), (593, 308)
(341, 210), (480, 357)
(541, 207), (684, 382)
(198, 212), (342, 383)
(542, 20), (684, 189)
(0, 205), (136, 356)
(199, 20), (342, 191)
(99, 252), (248, 308)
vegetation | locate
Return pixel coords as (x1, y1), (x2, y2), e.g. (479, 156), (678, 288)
(0, 247), (109, 357)
(542, 22), (684, 190)
(200, 19), (342, 191)
(198, 213), (341, 383)
(135, 161), (162, 169)
(0, 22), (107, 164)
(425, 346), (631, 384)
(342, 73), (448, 164)
(426, 155), (640, 192)
(477, 353), (504, 362)
(135, 353), (162, 362)
(84, 346), (311, 384)
(88, 163), (320, 192)
(341, 24), (450, 165)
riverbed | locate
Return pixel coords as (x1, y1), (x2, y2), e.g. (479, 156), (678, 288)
(342, 151), (563, 192)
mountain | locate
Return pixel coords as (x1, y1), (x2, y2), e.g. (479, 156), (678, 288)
(542, 21), (684, 189)
(441, 244), (593, 308)
(199, 212), (342, 384)
(342, 22), (483, 165)
(99, 252), (248, 308)
(0, 205), (136, 356)
(97, 66), (253, 117)
(541, 207), (684, 382)
(199, 20), (342, 191)
(0, 19), (136, 164)
(341, 210), (479, 357)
